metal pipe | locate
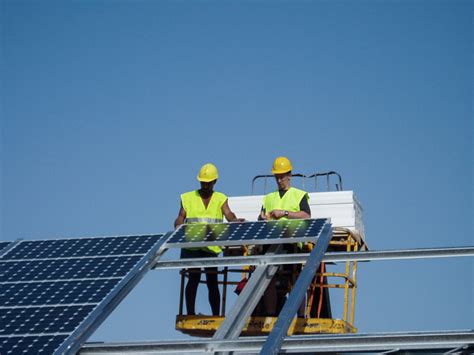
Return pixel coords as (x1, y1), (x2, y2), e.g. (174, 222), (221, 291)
(252, 174), (307, 195)
(153, 246), (474, 269)
(79, 330), (474, 354)
(350, 238), (359, 326)
(343, 233), (351, 322)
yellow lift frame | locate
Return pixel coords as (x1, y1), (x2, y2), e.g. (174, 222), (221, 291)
(176, 228), (363, 337)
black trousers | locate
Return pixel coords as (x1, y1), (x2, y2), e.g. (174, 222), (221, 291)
(254, 244), (331, 318)
(181, 249), (220, 316)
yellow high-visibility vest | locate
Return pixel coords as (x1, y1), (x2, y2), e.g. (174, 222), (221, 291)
(263, 187), (309, 215)
(263, 187), (310, 249)
(181, 190), (227, 254)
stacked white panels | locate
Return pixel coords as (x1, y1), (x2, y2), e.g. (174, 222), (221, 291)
(228, 191), (365, 244)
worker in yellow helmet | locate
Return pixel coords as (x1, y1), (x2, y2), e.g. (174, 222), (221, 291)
(256, 156), (311, 317)
(260, 156), (311, 221)
(174, 163), (243, 316)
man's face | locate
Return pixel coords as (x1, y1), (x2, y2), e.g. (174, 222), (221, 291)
(200, 180), (216, 194)
(274, 172), (291, 190)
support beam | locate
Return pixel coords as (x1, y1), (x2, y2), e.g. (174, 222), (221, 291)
(210, 245), (282, 347)
(79, 330), (474, 354)
(260, 223), (333, 355)
(153, 246), (474, 269)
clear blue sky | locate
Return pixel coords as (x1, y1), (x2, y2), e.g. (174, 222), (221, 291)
(1, 0), (472, 343)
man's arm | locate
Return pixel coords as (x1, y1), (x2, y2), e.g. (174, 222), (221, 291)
(222, 200), (245, 222)
(268, 209), (310, 220)
(174, 204), (187, 228)
(268, 195), (311, 220)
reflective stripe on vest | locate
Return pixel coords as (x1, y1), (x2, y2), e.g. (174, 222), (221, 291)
(185, 217), (223, 224)
(181, 190), (227, 254)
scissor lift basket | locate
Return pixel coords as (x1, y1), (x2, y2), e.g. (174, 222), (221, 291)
(176, 227), (363, 337)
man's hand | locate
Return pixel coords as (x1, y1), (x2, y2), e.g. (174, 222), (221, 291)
(269, 209), (286, 219)
(230, 218), (246, 223)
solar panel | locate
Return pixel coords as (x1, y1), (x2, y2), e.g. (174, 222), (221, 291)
(1, 335), (69, 354)
(0, 241), (13, 255)
(0, 234), (165, 355)
(1, 256), (143, 281)
(2, 235), (159, 260)
(166, 218), (329, 248)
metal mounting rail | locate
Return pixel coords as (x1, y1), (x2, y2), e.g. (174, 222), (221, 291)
(260, 224), (333, 354)
(79, 330), (474, 354)
(211, 245), (282, 345)
(153, 246), (474, 269)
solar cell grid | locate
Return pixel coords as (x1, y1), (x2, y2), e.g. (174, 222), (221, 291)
(0, 255), (142, 282)
(0, 241), (11, 254)
(166, 218), (327, 248)
(0, 305), (96, 335)
(0, 279), (119, 306)
(2, 235), (162, 260)
(0, 335), (68, 355)
(0, 233), (165, 355)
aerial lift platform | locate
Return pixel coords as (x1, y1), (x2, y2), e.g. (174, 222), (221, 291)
(175, 228), (364, 337)
(175, 173), (368, 338)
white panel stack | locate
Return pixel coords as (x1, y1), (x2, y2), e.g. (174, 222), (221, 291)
(228, 191), (365, 244)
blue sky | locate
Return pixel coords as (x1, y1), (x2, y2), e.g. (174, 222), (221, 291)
(1, 0), (472, 343)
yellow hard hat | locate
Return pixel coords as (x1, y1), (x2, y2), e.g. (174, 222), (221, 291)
(197, 163), (219, 182)
(272, 156), (293, 174)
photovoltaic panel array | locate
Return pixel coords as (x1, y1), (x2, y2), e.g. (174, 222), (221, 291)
(166, 218), (329, 249)
(0, 234), (165, 355)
